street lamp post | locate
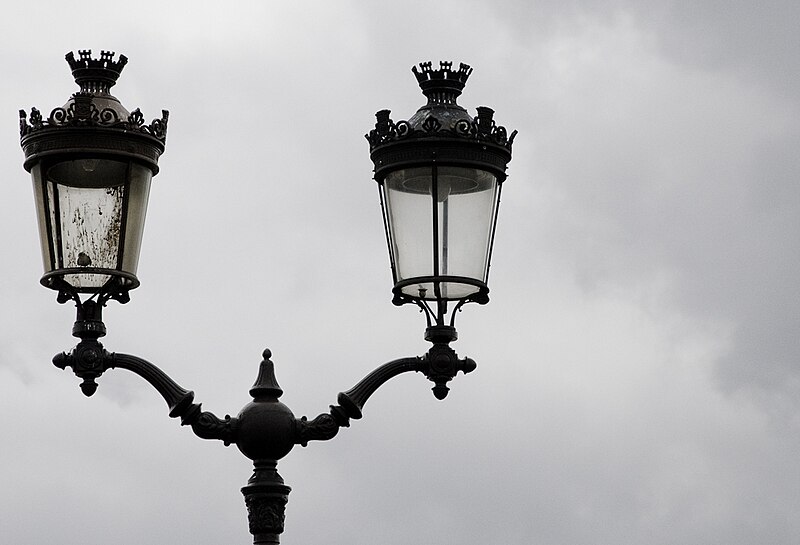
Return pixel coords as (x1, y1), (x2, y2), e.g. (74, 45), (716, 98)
(19, 51), (515, 544)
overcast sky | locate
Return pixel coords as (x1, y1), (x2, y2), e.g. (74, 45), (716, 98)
(1, 2), (799, 544)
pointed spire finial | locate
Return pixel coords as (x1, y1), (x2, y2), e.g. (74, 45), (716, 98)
(249, 348), (284, 399)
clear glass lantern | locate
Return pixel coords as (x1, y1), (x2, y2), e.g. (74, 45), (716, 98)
(367, 61), (515, 326)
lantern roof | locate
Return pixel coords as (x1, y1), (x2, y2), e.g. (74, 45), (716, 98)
(19, 50), (168, 174)
(406, 61), (473, 132)
(366, 61), (517, 183)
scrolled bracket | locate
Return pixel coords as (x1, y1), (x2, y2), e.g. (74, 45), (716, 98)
(295, 413), (340, 446)
(110, 352), (239, 445)
(296, 357), (422, 446)
(190, 410), (239, 446)
(53, 341), (237, 446)
(296, 346), (476, 447)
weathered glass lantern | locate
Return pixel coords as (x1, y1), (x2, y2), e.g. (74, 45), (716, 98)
(367, 61), (515, 338)
(19, 50), (168, 305)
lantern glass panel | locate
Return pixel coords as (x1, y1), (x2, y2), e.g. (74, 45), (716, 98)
(383, 166), (498, 300)
(383, 169), (434, 282)
(33, 158), (153, 291)
(31, 163), (53, 272)
(120, 164), (152, 273)
(436, 166), (498, 282)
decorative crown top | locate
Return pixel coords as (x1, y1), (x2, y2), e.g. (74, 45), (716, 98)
(20, 50), (167, 143)
(412, 61), (473, 106)
(366, 62), (516, 152)
(66, 50), (128, 94)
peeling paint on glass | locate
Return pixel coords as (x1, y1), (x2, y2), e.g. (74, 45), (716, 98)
(48, 182), (124, 289)
(33, 159), (154, 292)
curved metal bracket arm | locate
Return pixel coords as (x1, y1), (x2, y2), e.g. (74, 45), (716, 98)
(53, 341), (238, 446)
(296, 344), (477, 447)
(337, 356), (423, 420)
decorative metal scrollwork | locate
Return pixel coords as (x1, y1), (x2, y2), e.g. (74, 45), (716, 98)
(295, 413), (340, 446)
(19, 102), (169, 142)
(127, 108), (145, 128)
(366, 109), (515, 151)
(421, 115), (442, 133)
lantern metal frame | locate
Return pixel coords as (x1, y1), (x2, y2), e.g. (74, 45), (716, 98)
(367, 61), (516, 338)
(19, 52), (515, 545)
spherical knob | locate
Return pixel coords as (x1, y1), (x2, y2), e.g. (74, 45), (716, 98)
(236, 399), (296, 461)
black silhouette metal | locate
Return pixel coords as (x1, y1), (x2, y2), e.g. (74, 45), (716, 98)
(21, 52), (513, 545)
(55, 299), (475, 543)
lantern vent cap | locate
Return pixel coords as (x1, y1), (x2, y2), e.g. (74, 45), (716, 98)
(19, 50), (169, 171)
(365, 61), (516, 155)
(412, 61), (472, 107)
(66, 50), (128, 95)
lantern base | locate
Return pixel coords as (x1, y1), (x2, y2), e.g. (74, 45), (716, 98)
(43, 270), (138, 306)
(393, 275), (489, 304)
(391, 277), (489, 335)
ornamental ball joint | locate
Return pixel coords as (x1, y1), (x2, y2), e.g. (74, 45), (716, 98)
(236, 399), (297, 461)
(235, 350), (298, 461)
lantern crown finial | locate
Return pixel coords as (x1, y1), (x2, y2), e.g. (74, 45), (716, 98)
(66, 50), (128, 94)
(20, 51), (168, 152)
(412, 61), (473, 106)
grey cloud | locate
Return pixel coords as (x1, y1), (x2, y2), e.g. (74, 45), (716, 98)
(2, 2), (800, 545)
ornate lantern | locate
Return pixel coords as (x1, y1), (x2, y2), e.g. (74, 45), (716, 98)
(367, 61), (516, 340)
(19, 50), (168, 307)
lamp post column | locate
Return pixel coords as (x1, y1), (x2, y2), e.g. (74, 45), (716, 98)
(242, 461), (291, 545)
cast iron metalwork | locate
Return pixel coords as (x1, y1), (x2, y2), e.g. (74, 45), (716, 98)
(19, 50), (168, 175)
(52, 303), (475, 544)
(23, 53), (511, 545)
(366, 61), (516, 179)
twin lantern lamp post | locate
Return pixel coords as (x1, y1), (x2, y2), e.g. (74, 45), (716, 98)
(19, 50), (516, 544)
